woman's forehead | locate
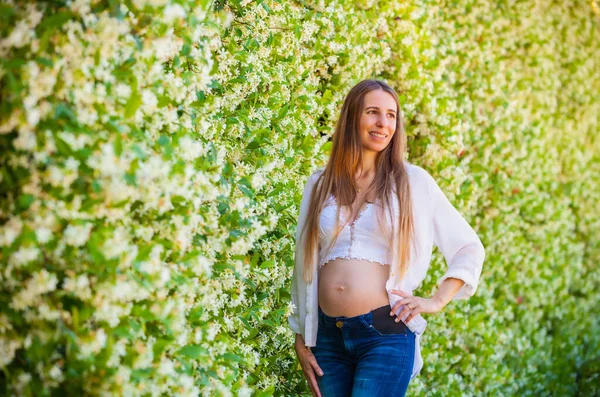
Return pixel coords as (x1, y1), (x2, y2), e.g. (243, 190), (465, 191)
(363, 90), (397, 110)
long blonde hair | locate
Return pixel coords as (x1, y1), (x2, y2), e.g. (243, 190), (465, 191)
(300, 79), (416, 284)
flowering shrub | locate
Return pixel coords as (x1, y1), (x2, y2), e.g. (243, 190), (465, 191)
(1, 0), (599, 396)
(0, 0), (236, 395)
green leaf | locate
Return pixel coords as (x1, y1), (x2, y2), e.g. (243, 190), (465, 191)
(55, 103), (77, 123)
(37, 11), (75, 35)
(131, 144), (146, 160)
(124, 172), (137, 186)
(255, 385), (275, 397)
(277, 104), (289, 119)
(124, 92), (141, 118)
(157, 134), (169, 147)
(320, 141), (332, 155)
(87, 230), (105, 264)
(17, 194), (35, 210)
(246, 140), (261, 150)
(177, 344), (208, 359)
(220, 352), (243, 363)
(260, 260), (275, 269)
(260, 2), (271, 13)
(245, 328), (259, 340)
(238, 181), (254, 198)
(114, 133), (123, 156)
(35, 57), (53, 67)
(52, 133), (73, 156)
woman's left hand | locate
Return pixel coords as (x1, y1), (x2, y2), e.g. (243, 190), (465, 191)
(389, 289), (444, 324)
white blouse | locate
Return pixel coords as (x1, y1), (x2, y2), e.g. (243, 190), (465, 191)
(288, 162), (486, 379)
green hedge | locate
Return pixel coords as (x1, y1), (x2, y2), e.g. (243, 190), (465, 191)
(0, 0), (598, 396)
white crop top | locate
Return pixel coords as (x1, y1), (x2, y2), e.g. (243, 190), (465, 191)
(318, 195), (392, 268)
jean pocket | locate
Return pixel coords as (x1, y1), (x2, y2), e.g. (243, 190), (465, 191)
(370, 310), (408, 336)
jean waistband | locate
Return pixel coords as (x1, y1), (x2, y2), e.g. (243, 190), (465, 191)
(318, 304), (391, 328)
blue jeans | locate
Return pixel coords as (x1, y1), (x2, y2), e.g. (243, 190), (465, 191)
(313, 304), (415, 397)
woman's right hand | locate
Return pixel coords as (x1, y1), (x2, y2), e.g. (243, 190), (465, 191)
(294, 334), (324, 397)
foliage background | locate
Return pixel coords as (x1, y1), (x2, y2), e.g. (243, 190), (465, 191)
(0, 0), (599, 396)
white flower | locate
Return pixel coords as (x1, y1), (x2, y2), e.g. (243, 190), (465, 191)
(229, 237), (252, 255)
(87, 142), (122, 177)
(46, 165), (70, 189)
(105, 178), (133, 204)
(134, 226), (154, 241)
(139, 259), (159, 275)
(9, 246), (40, 267)
(238, 385), (253, 397)
(132, 339), (155, 369)
(63, 223), (93, 247)
(250, 172), (265, 190)
(79, 329), (108, 358)
(11, 269), (58, 310)
(178, 374), (195, 393)
(150, 36), (182, 62)
(158, 357), (176, 376)
(102, 227), (130, 259)
(191, 255), (214, 276)
(136, 156), (171, 183)
(64, 157), (80, 172)
(141, 89), (158, 109)
(206, 322), (220, 341)
(178, 136), (205, 161)
(231, 196), (250, 212)
(57, 132), (91, 151)
(160, 266), (171, 285)
(49, 365), (63, 380)
(0, 337), (21, 367)
(175, 228), (191, 251)
(38, 303), (61, 320)
(107, 339), (127, 367)
(164, 4), (186, 22)
(0, 217), (23, 247)
(13, 129), (37, 151)
(115, 83), (132, 99)
(35, 227), (53, 244)
(0, 20), (32, 52)
(63, 274), (91, 300)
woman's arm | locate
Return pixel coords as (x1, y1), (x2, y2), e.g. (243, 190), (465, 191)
(427, 169), (486, 300)
(390, 277), (466, 323)
(432, 277), (466, 308)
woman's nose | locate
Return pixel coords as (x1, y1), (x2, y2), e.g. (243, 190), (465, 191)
(376, 115), (389, 128)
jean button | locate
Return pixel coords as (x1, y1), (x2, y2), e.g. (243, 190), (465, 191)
(335, 321), (344, 328)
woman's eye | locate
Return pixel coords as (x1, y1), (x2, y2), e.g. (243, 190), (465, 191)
(368, 110), (394, 118)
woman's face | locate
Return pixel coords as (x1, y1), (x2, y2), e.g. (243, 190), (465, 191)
(358, 89), (398, 152)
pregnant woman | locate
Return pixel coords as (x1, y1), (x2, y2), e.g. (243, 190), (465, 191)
(288, 79), (486, 397)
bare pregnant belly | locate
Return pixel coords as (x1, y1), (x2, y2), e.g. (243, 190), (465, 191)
(318, 258), (390, 317)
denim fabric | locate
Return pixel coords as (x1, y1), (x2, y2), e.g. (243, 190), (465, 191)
(313, 305), (415, 397)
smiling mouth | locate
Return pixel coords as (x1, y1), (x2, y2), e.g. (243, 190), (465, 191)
(369, 131), (388, 138)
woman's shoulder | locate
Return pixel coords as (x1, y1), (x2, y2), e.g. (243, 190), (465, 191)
(404, 161), (435, 189)
(308, 166), (326, 182)
(404, 161), (428, 178)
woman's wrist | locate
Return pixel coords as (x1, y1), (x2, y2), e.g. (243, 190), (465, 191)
(432, 277), (465, 309)
(431, 295), (446, 311)
(295, 333), (306, 347)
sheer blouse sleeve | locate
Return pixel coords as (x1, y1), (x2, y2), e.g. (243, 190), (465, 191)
(426, 170), (485, 300)
(288, 170), (321, 333)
